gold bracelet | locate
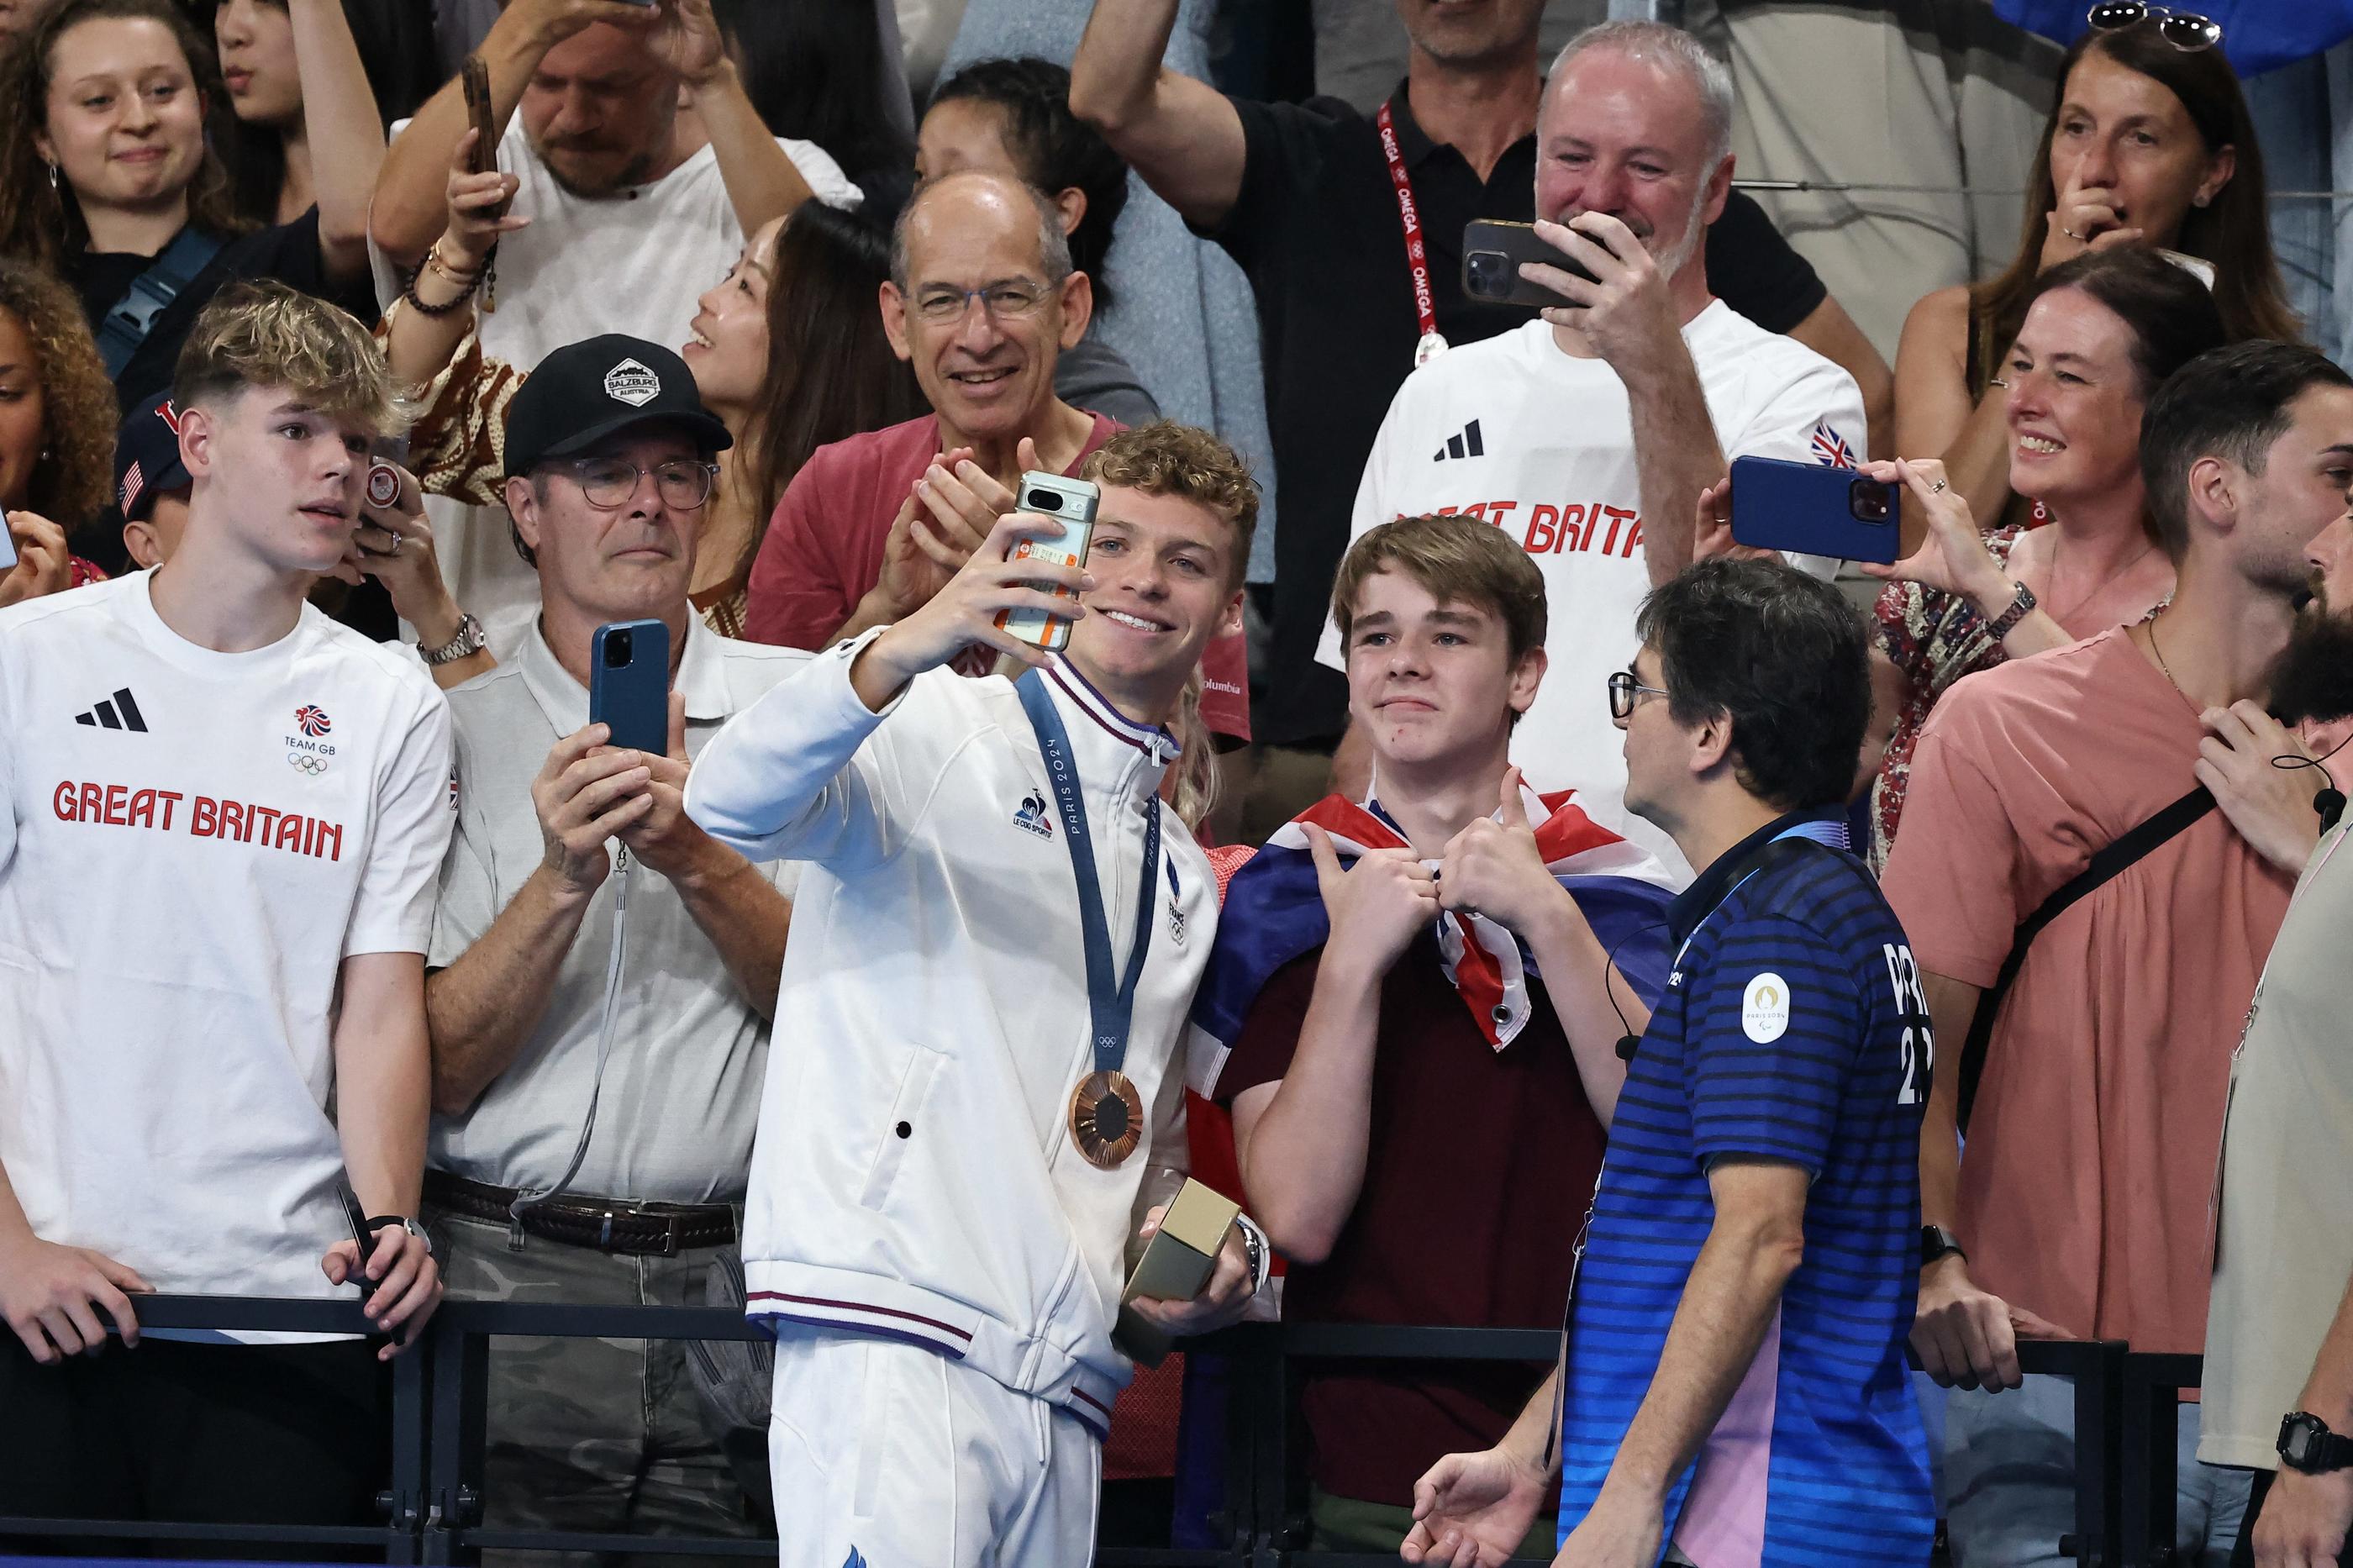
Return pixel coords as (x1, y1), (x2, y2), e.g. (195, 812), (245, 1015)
(424, 242), (482, 287)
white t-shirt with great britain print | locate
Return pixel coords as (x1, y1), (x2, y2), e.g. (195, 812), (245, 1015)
(1319, 304), (1867, 883)
(0, 571), (453, 1328)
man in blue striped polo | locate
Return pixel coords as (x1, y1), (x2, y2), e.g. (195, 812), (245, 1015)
(1403, 556), (1935, 1568)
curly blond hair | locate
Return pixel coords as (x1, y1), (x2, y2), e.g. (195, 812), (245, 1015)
(1080, 420), (1260, 590)
(0, 0), (246, 271)
(176, 280), (407, 435)
(0, 256), (115, 527)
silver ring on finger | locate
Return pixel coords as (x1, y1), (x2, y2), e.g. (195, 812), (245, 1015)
(2061, 226), (2086, 241)
(1929, 479), (1949, 495)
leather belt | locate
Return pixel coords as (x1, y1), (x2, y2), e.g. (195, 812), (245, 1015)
(424, 1170), (736, 1257)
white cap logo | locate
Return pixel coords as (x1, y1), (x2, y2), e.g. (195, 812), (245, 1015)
(603, 358), (660, 408)
(1742, 972), (1791, 1044)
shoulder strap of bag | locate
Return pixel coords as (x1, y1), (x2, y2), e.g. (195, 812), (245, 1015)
(96, 228), (228, 380)
(1956, 785), (2214, 1131)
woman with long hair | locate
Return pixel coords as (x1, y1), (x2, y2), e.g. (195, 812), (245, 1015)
(212, 0), (386, 231)
(383, 132), (924, 636)
(0, 256), (119, 606)
(1889, 13), (2295, 541)
(1864, 246), (2234, 865)
(0, 0), (378, 411)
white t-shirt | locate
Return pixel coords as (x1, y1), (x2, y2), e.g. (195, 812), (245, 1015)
(1318, 306), (1867, 882)
(0, 572), (454, 1321)
(372, 121), (862, 634)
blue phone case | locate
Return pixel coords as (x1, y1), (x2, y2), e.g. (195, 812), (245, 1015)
(589, 619), (670, 755)
(1728, 455), (1901, 565)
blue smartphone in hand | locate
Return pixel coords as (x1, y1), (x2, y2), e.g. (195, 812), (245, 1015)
(590, 619), (670, 755)
(1728, 455), (1900, 565)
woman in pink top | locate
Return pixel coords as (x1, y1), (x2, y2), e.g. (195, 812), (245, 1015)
(1862, 247), (2228, 867)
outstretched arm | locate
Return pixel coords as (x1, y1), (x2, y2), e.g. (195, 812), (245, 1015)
(1071, 0), (1247, 228)
(288, 0), (385, 277)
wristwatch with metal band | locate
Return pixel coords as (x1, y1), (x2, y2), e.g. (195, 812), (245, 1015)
(1981, 581), (2038, 643)
(419, 611), (487, 667)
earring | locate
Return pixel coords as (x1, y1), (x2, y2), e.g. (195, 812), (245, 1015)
(44, 161), (57, 192)
(2194, 192), (2210, 208)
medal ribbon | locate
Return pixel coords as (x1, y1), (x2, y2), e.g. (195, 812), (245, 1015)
(1376, 101), (1442, 352)
(1016, 670), (1162, 1080)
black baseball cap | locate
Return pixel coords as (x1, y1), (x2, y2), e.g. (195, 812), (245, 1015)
(114, 392), (191, 522)
(503, 335), (732, 477)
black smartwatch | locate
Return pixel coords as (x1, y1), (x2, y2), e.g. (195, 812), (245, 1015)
(2278, 1413), (2353, 1475)
(1920, 1223), (1966, 1270)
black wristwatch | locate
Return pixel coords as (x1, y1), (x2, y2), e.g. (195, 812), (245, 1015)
(2279, 1413), (2353, 1474)
(1921, 1223), (1966, 1270)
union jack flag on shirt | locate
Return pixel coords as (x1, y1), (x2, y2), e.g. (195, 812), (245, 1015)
(1809, 420), (1857, 469)
(1187, 786), (1677, 1092)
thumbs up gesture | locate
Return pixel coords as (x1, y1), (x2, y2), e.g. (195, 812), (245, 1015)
(1302, 822), (1439, 976)
(1436, 768), (1565, 938)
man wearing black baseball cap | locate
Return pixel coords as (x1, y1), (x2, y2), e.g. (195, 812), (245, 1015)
(418, 332), (797, 1539)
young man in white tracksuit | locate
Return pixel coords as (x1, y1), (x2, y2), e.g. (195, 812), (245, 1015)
(686, 424), (1268, 1566)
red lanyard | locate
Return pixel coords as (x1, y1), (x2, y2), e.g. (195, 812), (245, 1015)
(1377, 100), (1448, 368)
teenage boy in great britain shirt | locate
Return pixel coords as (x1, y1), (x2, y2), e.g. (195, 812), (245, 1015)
(0, 282), (450, 1529)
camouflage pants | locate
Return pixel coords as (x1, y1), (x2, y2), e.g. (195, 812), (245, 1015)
(424, 1206), (759, 1567)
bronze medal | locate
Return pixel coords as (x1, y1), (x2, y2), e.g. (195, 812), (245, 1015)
(1069, 1070), (1145, 1169)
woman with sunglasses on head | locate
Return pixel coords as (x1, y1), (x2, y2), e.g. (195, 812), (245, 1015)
(1889, 4), (2296, 545)
(0, 0), (382, 415)
(1861, 245), (2231, 868)
(382, 132), (923, 641)
(0, 257), (115, 608)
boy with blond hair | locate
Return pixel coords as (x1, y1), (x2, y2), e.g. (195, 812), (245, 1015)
(0, 283), (450, 1530)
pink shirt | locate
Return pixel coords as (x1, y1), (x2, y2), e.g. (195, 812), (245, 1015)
(741, 413), (1250, 743)
(1882, 628), (2291, 1354)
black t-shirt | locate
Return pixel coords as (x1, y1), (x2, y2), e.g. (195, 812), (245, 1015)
(1209, 87), (1827, 747)
(70, 207), (379, 416)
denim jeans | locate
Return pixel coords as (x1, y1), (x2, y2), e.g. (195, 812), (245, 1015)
(1945, 1375), (2249, 1568)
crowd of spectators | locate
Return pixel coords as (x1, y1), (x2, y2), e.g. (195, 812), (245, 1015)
(3, 2), (2353, 1565)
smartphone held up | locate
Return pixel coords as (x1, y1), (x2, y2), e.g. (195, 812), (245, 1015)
(995, 473), (1099, 654)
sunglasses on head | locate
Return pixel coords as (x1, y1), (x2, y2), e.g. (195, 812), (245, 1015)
(2087, 2), (2223, 52)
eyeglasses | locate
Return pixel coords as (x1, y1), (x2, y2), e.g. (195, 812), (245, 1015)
(909, 280), (1057, 324)
(2087, 2), (2222, 52)
(554, 457), (719, 511)
(1608, 670), (1671, 722)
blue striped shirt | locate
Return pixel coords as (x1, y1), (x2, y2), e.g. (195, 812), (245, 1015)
(1558, 813), (1935, 1567)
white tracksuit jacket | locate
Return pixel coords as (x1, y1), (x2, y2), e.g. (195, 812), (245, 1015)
(683, 632), (1219, 1434)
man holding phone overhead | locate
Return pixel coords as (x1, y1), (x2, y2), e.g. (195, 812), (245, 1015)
(1320, 21), (1868, 885)
(419, 334), (799, 1542)
(687, 421), (1269, 1568)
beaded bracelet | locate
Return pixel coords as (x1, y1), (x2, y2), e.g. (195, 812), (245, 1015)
(400, 248), (481, 318)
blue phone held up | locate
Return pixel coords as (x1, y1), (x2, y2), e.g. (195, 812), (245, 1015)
(1727, 455), (1902, 565)
(589, 618), (670, 756)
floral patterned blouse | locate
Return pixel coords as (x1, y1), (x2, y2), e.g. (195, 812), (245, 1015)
(1867, 525), (2023, 870)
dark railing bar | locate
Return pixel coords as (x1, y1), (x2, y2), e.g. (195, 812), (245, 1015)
(456, 1528), (777, 1556)
(1278, 1323), (1557, 1361)
(433, 1299), (773, 1340)
(0, 1518), (389, 1545)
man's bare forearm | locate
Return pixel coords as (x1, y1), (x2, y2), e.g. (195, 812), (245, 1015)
(1629, 355), (1725, 585)
(372, 11), (543, 260)
(1919, 971), (1979, 1227)
(424, 866), (592, 1114)
(671, 847), (791, 1019)
(1601, 1168), (1807, 1502)
(1070, 0), (1245, 227)
(1234, 953), (1385, 1263)
(693, 59), (813, 235)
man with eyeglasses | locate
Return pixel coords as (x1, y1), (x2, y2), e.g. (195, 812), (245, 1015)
(740, 169), (1250, 755)
(1407, 557), (1935, 1568)
(418, 335), (801, 1542)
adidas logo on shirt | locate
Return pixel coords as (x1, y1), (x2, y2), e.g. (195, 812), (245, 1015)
(1430, 418), (1486, 462)
(72, 687), (149, 732)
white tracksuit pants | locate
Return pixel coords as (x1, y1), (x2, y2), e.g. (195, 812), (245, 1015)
(767, 1326), (1103, 1567)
